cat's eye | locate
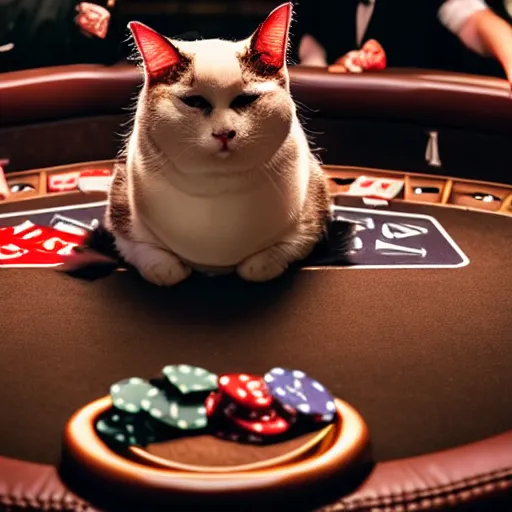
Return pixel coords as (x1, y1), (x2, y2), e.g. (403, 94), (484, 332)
(230, 94), (260, 109)
(180, 95), (212, 111)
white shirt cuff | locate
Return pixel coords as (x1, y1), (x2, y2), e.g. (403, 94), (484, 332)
(438, 0), (488, 34)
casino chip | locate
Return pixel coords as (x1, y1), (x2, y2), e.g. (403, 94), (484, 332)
(263, 368), (336, 422)
(215, 429), (263, 445)
(141, 386), (208, 430)
(218, 374), (273, 410)
(95, 410), (157, 446)
(205, 391), (224, 419)
(162, 364), (218, 395)
(231, 414), (291, 436)
(110, 377), (154, 414)
(206, 389), (292, 440)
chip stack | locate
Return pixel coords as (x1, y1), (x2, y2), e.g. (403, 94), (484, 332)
(263, 367), (337, 424)
(97, 376), (167, 447)
(141, 364), (218, 431)
(94, 365), (337, 450)
(205, 373), (295, 444)
(96, 365), (219, 447)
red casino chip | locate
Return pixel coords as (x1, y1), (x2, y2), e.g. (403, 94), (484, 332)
(205, 391), (224, 418)
(231, 414), (291, 436)
(218, 374), (273, 410)
(214, 429), (263, 445)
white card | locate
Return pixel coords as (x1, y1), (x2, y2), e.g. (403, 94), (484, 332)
(346, 176), (403, 199)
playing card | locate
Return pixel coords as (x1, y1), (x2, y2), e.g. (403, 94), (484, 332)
(346, 176), (379, 196)
(321, 206), (469, 269)
(78, 169), (113, 193)
(47, 172), (80, 193)
(362, 197), (389, 207)
(346, 176), (404, 199)
(371, 178), (404, 199)
(0, 202), (105, 267)
(0, 222), (86, 267)
(0, 202), (105, 231)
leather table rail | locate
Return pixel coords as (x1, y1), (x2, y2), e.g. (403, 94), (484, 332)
(0, 432), (510, 511)
(0, 64), (141, 127)
(1, 63), (512, 133)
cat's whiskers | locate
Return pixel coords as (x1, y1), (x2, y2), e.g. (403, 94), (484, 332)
(173, 142), (200, 161)
(261, 166), (288, 205)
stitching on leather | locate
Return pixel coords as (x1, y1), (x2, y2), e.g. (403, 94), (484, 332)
(0, 493), (92, 511)
(317, 467), (512, 511)
(0, 468), (510, 511)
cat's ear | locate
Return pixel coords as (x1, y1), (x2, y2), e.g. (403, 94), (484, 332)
(249, 2), (292, 71)
(128, 22), (188, 83)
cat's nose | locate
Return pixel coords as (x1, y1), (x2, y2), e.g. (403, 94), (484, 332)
(212, 130), (236, 143)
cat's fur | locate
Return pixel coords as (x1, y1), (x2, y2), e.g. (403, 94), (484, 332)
(105, 3), (330, 286)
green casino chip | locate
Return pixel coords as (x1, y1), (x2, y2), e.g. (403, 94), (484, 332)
(162, 364), (218, 395)
(141, 386), (208, 430)
(95, 410), (157, 446)
(110, 377), (154, 414)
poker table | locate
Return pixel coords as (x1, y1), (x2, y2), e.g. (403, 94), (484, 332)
(1, 65), (512, 512)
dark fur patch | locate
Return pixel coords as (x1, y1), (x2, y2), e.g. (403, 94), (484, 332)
(238, 48), (288, 89)
(304, 219), (355, 267)
(239, 48), (281, 78)
(80, 224), (119, 258)
(56, 223), (121, 279)
(107, 163), (132, 238)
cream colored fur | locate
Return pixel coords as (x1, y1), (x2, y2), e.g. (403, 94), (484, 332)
(107, 22), (329, 286)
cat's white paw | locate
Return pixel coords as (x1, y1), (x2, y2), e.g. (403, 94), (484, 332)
(115, 235), (191, 286)
(237, 251), (287, 282)
(136, 251), (191, 286)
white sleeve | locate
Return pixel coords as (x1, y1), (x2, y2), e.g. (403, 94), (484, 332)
(438, 0), (488, 34)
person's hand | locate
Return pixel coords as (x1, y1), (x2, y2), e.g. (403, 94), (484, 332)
(328, 39), (387, 73)
(328, 50), (363, 73)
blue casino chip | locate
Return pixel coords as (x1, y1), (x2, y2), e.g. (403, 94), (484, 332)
(263, 368), (336, 421)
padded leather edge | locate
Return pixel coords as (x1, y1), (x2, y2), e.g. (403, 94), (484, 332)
(319, 430), (512, 511)
(0, 431), (510, 511)
(289, 66), (512, 133)
(0, 456), (95, 511)
(0, 64), (141, 127)
(1, 64), (512, 133)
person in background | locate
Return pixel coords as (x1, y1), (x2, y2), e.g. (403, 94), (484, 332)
(0, 0), (122, 73)
(292, 0), (512, 81)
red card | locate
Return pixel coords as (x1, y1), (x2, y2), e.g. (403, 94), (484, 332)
(0, 222), (86, 267)
(47, 172), (80, 193)
(345, 176), (404, 199)
(79, 169), (112, 178)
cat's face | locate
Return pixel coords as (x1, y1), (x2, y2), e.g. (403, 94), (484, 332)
(129, 3), (295, 174)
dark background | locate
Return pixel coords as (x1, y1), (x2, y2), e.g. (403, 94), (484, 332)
(1, 0), (512, 76)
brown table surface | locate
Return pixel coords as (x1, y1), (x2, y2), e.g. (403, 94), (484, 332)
(0, 195), (510, 470)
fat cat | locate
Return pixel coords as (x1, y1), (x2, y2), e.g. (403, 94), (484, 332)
(106, 2), (331, 286)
